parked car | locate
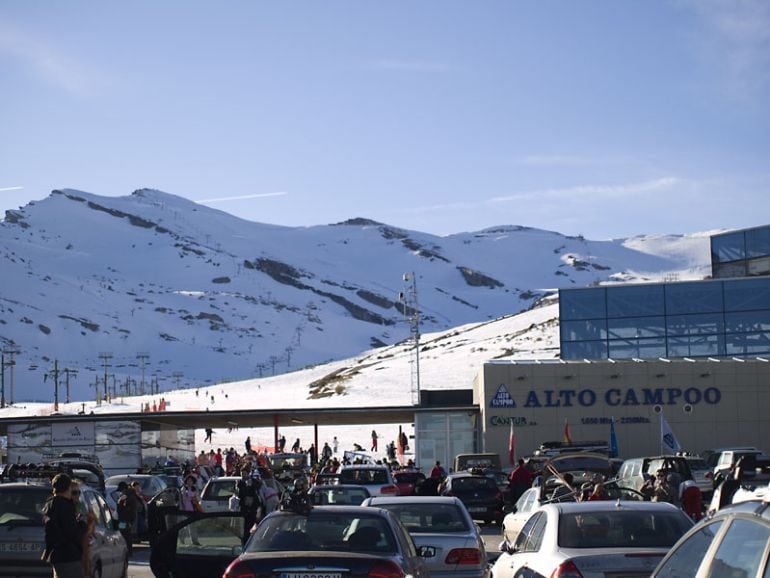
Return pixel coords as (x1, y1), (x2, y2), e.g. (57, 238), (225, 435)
(268, 452), (309, 483)
(440, 471), (504, 525)
(199, 475), (285, 513)
(702, 446), (760, 470)
(0, 480), (128, 578)
(308, 484), (371, 506)
(617, 455), (694, 493)
(501, 452), (644, 545)
(454, 452), (502, 472)
(363, 495), (489, 578)
(682, 454), (714, 498)
(652, 497), (770, 578)
(338, 464), (400, 496)
(149, 506), (433, 578)
(394, 470), (426, 496)
(709, 457), (770, 512)
(492, 501), (693, 578)
(712, 448), (764, 487)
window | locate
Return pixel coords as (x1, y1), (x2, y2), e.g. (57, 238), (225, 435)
(725, 310), (770, 333)
(667, 313), (724, 337)
(608, 316), (666, 339)
(726, 332), (770, 356)
(561, 319), (607, 341)
(560, 288), (606, 321)
(608, 338), (666, 359)
(524, 513), (547, 552)
(723, 278), (770, 312)
(745, 226), (770, 258)
(707, 519), (770, 578)
(668, 334), (724, 357)
(712, 232), (746, 263)
(561, 340), (608, 360)
(607, 285), (665, 318)
(655, 521), (723, 578)
(666, 282), (724, 315)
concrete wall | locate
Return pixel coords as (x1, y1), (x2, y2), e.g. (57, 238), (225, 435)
(478, 358), (770, 461)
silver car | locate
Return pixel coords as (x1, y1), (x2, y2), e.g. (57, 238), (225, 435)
(0, 481), (128, 578)
(362, 495), (489, 578)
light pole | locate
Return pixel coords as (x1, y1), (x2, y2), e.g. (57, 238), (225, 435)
(399, 272), (421, 406)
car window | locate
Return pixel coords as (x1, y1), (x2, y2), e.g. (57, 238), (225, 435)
(558, 510), (692, 549)
(0, 488), (48, 525)
(523, 513), (547, 552)
(94, 493), (114, 525)
(707, 519), (770, 578)
(376, 503), (470, 533)
(310, 488), (370, 506)
(515, 513), (540, 552)
(82, 491), (106, 528)
(339, 469), (390, 485)
(204, 481), (237, 499)
(656, 521), (724, 578)
(451, 477), (496, 491)
(176, 516), (244, 556)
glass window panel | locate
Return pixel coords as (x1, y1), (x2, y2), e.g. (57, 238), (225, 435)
(726, 332), (770, 356)
(559, 288), (606, 321)
(561, 319), (607, 342)
(723, 278), (770, 312)
(713, 262), (747, 279)
(748, 256), (770, 276)
(606, 285), (665, 318)
(711, 232), (746, 263)
(667, 313), (724, 336)
(707, 519), (770, 578)
(725, 311), (770, 333)
(746, 226), (770, 258)
(655, 521), (723, 578)
(609, 338), (666, 359)
(608, 316), (666, 339)
(668, 335), (724, 358)
(665, 282), (724, 315)
(561, 341), (608, 360)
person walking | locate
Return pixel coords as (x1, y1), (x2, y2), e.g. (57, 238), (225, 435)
(42, 473), (93, 578)
(278, 435), (286, 452)
(291, 438), (301, 452)
(116, 481), (141, 557)
(332, 436), (339, 454)
(180, 475), (202, 545)
(321, 442), (333, 463)
(371, 430), (378, 452)
(245, 436), (252, 454)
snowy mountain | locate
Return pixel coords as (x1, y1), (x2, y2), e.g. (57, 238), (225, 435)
(1, 188), (713, 402)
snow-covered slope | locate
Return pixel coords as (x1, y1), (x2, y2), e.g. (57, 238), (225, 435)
(0, 188), (712, 401)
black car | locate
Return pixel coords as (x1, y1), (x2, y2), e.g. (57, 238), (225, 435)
(150, 505), (433, 578)
(440, 471), (504, 525)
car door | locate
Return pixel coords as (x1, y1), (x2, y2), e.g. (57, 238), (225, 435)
(83, 489), (127, 578)
(150, 511), (246, 578)
(506, 489), (538, 544)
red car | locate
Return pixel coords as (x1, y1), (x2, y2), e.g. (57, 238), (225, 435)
(394, 470), (426, 496)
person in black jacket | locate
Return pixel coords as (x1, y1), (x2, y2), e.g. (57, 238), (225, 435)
(42, 473), (91, 578)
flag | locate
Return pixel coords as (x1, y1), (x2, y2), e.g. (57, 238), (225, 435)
(563, 418), (572, 445)
(660, 415), (682, 454)
(609, 417), (619, 458)
(508, 420), (516, 465)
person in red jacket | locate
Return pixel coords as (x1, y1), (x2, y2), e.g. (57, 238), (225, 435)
(680, 480), (703, 521)
(508, 459), (534, 503)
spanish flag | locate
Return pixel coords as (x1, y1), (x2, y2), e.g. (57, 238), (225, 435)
(563, 418), (572, 445)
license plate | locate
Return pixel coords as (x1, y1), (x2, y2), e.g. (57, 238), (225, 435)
(468, 507), (487, 513)
(280, 574), (342, 578)
(0, 542), (43, 552)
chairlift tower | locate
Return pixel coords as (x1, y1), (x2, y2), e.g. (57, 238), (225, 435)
(399, 272), (421, 406)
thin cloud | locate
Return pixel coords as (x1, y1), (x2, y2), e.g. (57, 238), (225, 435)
(516, 155), (595, 167)
(196, 192), (288, 204)
(365, 59), (451, 72)
(0, 19), (95, 97)
(490, 177), (681, 204)
(0, 186), (24, 192)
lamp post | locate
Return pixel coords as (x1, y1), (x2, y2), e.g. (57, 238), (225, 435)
(399, 272), (421, 406)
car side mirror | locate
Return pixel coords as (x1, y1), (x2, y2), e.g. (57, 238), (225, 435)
(418, 545), (436, 558)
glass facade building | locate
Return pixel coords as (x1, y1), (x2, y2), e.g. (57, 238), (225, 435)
(712, 225), (770, 279)
(559, 276), (770, 360)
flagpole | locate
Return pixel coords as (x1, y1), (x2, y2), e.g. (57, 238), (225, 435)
(659, 409), (663, 454)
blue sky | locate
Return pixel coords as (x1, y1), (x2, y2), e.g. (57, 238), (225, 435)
(1, 1), (768, 238)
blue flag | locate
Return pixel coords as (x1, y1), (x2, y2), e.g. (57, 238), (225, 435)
(609, 417), (619, 458)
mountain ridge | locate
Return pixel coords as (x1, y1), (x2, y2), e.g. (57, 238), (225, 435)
(0, 188), (712, 401)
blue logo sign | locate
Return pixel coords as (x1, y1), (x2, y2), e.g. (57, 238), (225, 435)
(491, 384), (516, 408)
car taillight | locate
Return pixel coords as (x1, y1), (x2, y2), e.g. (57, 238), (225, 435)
(222, 560), (256, 578)
(445, 548), (481, 565)
(550, 560), (584, 578)
(368, 560), (406, 578)
(381, 484), (399, 495)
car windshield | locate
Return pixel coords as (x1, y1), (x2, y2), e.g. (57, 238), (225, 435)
(310, 487), (370, 505)
(452, 477), (496, 491)
(105, 475), (155, 494)
(558, 510), (692, 549)
(394, 472), (423, 484)
(246, 512), (396, 554)
(270, 455), (306, 470)
(339, 469), (389, 485)
(0, 488), (49, 526)
(376, 503), (470, 533)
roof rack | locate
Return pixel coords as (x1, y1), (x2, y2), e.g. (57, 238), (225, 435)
(1, 463), (71, 484)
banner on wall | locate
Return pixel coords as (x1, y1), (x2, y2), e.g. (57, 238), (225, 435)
(51, 422), (95, 446)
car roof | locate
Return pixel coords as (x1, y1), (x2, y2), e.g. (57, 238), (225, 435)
(341, 464), (388, 470)
(547, 500), (682, 514)
(365, 496), (462, 505)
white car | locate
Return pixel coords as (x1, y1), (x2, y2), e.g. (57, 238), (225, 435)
(362, 495), (488, 578)
(492, 501), (693, 578)
(199, 475), (285, 513)
(338, 464), (400, 496)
